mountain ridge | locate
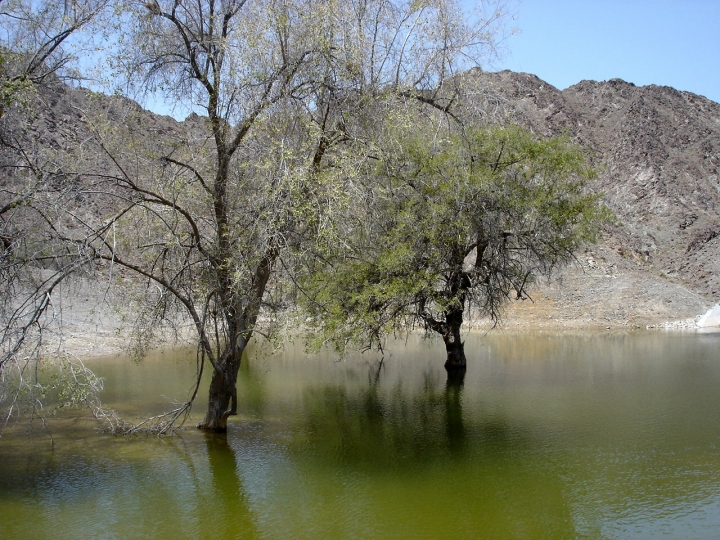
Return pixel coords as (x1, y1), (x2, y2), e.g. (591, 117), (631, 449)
(464, 70), (719, 304)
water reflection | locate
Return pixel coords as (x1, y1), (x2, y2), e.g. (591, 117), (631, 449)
(444, 376), (466, 457)
(1, 331), (720, 539)
(204, 433), (258, 539)
(291, 363), (532, 474)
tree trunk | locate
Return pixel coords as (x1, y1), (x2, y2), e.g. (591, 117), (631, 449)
(443, 307), (467, 373)
(197, 248), (276, 432)
(198, 344), (244, 432)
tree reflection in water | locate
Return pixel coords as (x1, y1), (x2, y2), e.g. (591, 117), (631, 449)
(204, 432), (258, 539)
(444, 372), (466, 458)
(294, 363), (482, 469)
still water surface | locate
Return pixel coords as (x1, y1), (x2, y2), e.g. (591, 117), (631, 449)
(1, 331), (720, 539)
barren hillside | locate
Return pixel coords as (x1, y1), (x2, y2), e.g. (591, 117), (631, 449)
(3, 71), (719, 354)
(461, 70), (719, 328)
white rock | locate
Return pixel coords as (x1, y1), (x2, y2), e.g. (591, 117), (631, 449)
(697, 304), (720, 328)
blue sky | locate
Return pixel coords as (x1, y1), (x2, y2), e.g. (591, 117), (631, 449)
(493, 0), (720, 103)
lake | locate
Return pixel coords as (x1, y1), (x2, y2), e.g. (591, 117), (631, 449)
(1, 330), (720, 539)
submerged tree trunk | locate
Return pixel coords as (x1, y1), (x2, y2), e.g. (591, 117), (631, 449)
(421, 301), (468, 374)
(198, 345), (244, 432)
(443, 306), (467, 373)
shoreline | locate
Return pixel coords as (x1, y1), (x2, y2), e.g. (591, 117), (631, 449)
(49, 313), (716, 361)
(39, 256), (717, 360)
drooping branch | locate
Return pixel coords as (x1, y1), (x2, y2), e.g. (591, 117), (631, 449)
(93, 251), (219, 373)
(90, 135), (216, 266)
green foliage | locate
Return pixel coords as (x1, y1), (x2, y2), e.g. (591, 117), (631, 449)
(301, 122), (613, 351)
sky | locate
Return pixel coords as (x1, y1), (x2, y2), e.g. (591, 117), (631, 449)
(492, 0), (720, 103)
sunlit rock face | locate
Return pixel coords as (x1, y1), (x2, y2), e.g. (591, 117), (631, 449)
(698, 304), (720, 327)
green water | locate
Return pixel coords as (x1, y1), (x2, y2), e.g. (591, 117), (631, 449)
(1, 331), (720, 539)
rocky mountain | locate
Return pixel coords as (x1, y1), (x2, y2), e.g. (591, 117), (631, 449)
(460, 70), (719, 328)
(3, 71), (718, 338)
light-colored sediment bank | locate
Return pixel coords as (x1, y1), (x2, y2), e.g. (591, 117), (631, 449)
(49, 292), (715, 361)
(35, 249), (717, 360)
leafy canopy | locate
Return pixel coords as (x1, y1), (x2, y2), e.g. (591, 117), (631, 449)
(301, 122), (611, 351)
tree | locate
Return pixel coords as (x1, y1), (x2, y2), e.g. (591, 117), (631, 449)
(55, 0), (508, 432)
(300, 122), (611, 372)
(0, 0), (113, 433)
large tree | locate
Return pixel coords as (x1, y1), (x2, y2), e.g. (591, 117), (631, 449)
(51, 0), (508, 432)
(0, 0), (112, 432)
(301, 121), (610, 372)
